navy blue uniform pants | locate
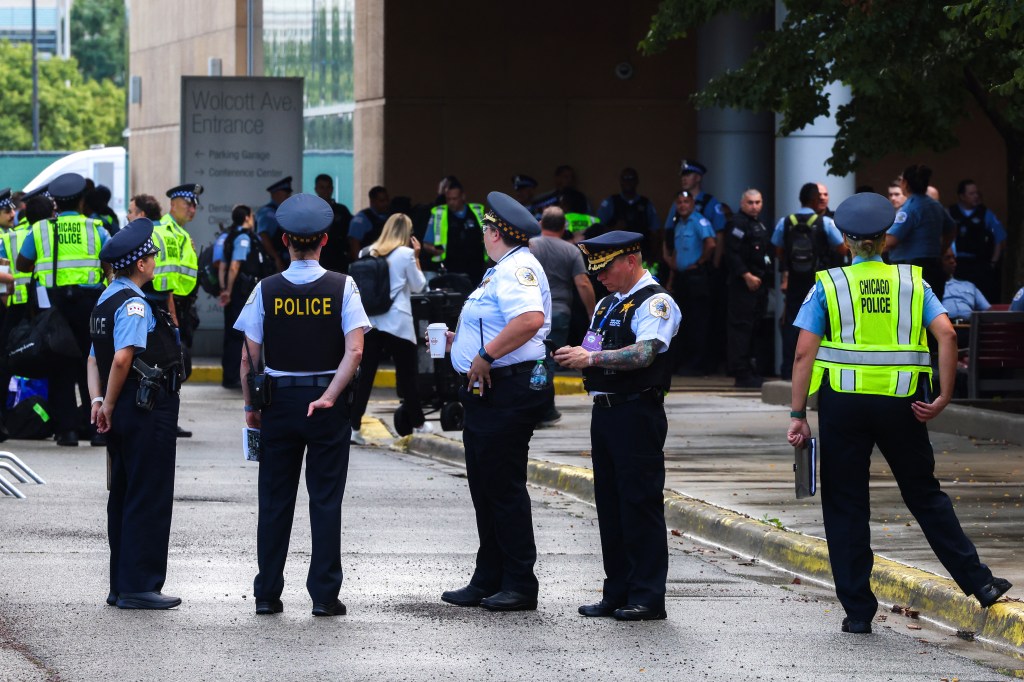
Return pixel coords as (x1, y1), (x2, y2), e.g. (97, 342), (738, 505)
(107, 381), (179, 594)
(726, 279), (768, 378)
(459, 373), (549, 597)
(51, 286), (102, 434)
(818, 384), (994, 620)
(591, 394), (669, 609)
(254, 385), (351, 604)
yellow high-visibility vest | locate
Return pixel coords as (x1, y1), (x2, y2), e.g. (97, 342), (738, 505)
(30, 214), (104, 287)
(430, 204), (487, 263)
(0, 225), (33, 304)
(810, 261), (932, 397)
(154, 214), (198, 295)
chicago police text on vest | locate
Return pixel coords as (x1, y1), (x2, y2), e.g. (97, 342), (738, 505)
(859, 278), (891, 313)
(273, 296), (334, 316)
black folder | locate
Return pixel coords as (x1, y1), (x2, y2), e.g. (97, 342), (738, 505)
(794, 437), (817, 499)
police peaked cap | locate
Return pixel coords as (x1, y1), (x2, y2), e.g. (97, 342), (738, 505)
(0, 188), (12, 210)
(100, 218), (160, 269)
(48, 173), (88, 201)
(266, 176), (293, 194)
(833, 192), (895, 240)
(577, 230), (644, 273)
(512, 174), (538, 190)
(679, 159), (707, 176)
(484, 191), (541, 244)
(275, 193), (334, 236)
(21, 184), (50, 202)
(166, 183), (204, 203)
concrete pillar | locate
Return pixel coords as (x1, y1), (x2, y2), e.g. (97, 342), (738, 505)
(696, 11), (775, 219)
(353, 0), (385, 210)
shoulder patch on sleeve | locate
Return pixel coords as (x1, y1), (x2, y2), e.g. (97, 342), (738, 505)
(894, 210), (907, 224)
(245, 287), (258, 305)
(802, 286), (816, 304)
(1013, 288), (1023, 303)
(125, 301), (146, 318)
(649, 296), (670, 320)
(515, 267), (539, 287)
(699, 218), (710, 227)
(714, 203), (725, 215)
(922, 279), (932, 290)
(238, 236), (251, 248)
(731, 227), (745, 239)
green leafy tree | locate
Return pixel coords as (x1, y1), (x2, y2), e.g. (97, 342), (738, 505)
(70, 0), (126, 85)
(641, 0), (1024, 288)
(0, 42), (125, 150)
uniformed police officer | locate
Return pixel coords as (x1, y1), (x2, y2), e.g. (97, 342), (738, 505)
(554, 230), (680, 621)
(0, 188), (29, 429)
(788, 192), (1012, 634)
(256, 176), (294, 272)
(17, 173), (109, 446)
(725, 189), (772, 388)
(234, 193), (368, 617)
(421, 180), (487, 282)
(439, 191), (552, 612)
(87, 218), (183, 610)
(885, 164), (955, 301)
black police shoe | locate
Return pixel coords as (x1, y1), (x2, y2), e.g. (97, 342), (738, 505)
(841, 617), (872, 633)
(613, 605), (667, 621)
(175, 425), (193, 438)
(56, 431), (79, 447)
(91, 432), (107, 447)
(480, 591), (538, 612)
(976, 577), (1012, 607)
(116, 591), (182, 610)
(441, 585), (489, 607)
(311, 599), (346, 617)
(255, 599), (284, 615)
(578, 600), (622, 618)
(106, 591), (118, 606)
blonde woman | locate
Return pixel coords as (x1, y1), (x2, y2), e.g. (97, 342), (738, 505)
(350, 213), (431, 443)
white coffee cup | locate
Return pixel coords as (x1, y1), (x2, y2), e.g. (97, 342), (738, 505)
(426, 323), (448, 359)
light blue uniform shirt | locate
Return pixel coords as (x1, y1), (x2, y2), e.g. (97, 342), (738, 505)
(668, 212), (715, 270)
(942, 278), (991, 320)
(450, 246), (551, 373)
(226, 231), (252, 262)
(212, 231), (229, 262)
(794, 256), (947, 336)
(1010, 287), (1024, 312)
(596, 194), (660, 232)
(887, 194), (955, 262)
(88, 278), (155, 357)
(663, 191), (726, 233)
(770, 207), (844, 249)
(232, 260), (371, 376)
(255, 202), (280, 237)
(349, 209), (389, 242)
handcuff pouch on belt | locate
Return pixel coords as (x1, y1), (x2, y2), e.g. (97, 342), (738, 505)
(131, 358), (179, 411)
(244, 340), (272, 409)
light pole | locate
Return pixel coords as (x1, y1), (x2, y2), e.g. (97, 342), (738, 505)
(32, 0), (40, 150)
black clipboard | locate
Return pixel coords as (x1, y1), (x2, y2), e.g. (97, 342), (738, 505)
(794, 437), (817, 499)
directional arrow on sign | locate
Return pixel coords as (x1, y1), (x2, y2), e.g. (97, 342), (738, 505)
(195, 150), (205, 158)
(197, 169), (205, 176)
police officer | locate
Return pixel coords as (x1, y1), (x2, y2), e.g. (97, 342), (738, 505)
(787, 193), (1012, 634)
(554, 230), (680, 621)
(218, 205), (258, 389)
(421, 180), (487, 283)
(598, 168), (661, 267)
(17, 173), (109, 446)
(885, 164), (955, 301)
(256, 176), (294, 272)
(511, 174), (538, 209)
(725, 189), (771, 388)
(949, 179), (1006, 302)
(0, 188), (31, 430)
(234, 193), (368, 617)
(439, 191), (552, 612)
(87, 218), (183, 610)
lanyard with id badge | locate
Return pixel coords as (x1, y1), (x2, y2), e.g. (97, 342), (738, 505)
(582, 298), (628, 352)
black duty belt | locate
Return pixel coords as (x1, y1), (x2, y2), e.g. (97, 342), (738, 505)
(271, 374), (334, 390)
(592, 389), (664, 408)
(459, 360), (535, 382)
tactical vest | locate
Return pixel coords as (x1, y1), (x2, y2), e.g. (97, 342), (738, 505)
(260, 272), (347, 372)
(730, 213), (770, 278)
(949, 204), (993, 260)
(564, 212), (600, 234)
(153, 215), (199, 296)
(430, 204), (487, 263)
(223, 228), (264, 279)
(90, 286), (182, 389)
(1, 225), (34, 305)
(30, 214), (104, 287)
(357, 208), (388, 248)
(810, 261), (932, 397)
(607, 195), (652, 230)
(582, 284), (673, 394)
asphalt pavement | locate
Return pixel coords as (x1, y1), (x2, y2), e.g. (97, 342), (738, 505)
(0, 383), (1022, 680)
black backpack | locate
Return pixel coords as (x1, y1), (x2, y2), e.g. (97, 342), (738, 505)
(4, 396), (55, 440)
(784, 213), (828, 274)
(196, 242), (221, 296)
(348, 250), (394, 316)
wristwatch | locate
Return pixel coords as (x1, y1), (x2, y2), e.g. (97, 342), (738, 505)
(478, 347), (495, 364)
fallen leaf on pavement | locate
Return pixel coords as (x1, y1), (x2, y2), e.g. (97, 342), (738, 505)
(906, 624), (922, 630)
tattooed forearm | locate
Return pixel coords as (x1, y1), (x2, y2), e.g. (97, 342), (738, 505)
(591, 339), (657, 370)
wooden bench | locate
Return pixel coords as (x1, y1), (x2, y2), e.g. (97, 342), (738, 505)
(965, 311), (1024, 399)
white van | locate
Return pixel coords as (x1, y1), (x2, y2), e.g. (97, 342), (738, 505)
(23, 146), (128, 225)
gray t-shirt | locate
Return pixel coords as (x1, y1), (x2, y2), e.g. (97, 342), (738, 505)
(528, 235), (586, 317)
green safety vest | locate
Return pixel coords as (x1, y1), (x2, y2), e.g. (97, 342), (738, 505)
(430, 204), (487, 263)
(30, 214), (104, 287)
(154, 214), (199, 296)
(810, 261), (932, 397)
(564, 213), (600, 233)
(0, 225), (33, 305)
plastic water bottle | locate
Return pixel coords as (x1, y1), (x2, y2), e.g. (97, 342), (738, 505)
(529, 360), (548, 390)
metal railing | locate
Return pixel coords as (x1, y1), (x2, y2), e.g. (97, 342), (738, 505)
(0, 451), (46, 499)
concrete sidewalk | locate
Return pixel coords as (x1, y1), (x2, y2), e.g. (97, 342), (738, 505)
(359, 377), (1024, 654)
